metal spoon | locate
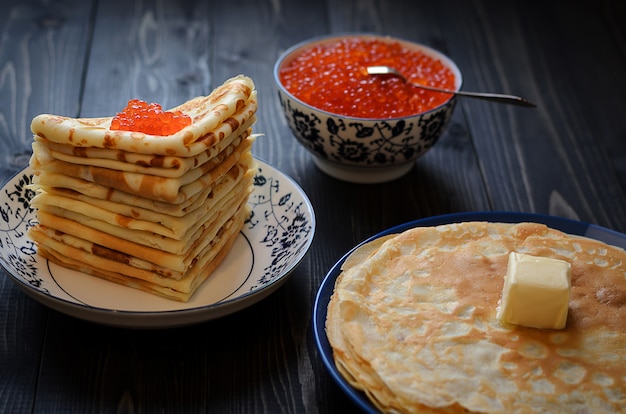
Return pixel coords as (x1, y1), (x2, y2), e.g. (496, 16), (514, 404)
(366, 66), (536, 108)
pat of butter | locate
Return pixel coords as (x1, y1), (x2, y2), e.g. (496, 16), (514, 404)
(497, 252), (571, 329)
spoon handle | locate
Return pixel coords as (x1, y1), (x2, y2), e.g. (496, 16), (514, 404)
(410, 83), (536, 108)
(366, 66), (536, 108)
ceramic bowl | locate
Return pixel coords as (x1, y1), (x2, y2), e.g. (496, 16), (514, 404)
(274, 34), (462, 183)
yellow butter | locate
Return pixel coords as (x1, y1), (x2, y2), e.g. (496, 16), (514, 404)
(497, 252), (571, 329)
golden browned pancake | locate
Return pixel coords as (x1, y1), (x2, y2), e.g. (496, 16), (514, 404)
(31, 131), (254, 203)
(28, 76), (258, 301)
(326, 221), (626, 413)
(31, 169), (253, 273)
(31, 115), (255, 177)
(30, 75), (257, 156)
(31, 154), (255, 242)
(32, 206), (247, 301)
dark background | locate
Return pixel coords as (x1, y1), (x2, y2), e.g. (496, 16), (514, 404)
(1, 0), (624, 412)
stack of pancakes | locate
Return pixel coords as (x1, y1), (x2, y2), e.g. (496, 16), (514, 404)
(327, 221), (626, 413)
(27, 75), (258, 301)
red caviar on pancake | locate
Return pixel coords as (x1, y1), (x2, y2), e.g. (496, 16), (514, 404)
(279, 37), (455, 118)
(110, 99), (192, 135)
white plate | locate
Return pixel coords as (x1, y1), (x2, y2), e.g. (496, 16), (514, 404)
(313, 212), (626, 413)
(0, 158), (315, 328)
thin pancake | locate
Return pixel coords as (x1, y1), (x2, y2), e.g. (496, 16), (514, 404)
(30, 198), (248, 284)
(30, 161), (254, 239)
(31, 135), (254, 203)
(33, 174), (253, 266)
(32, 117), (255, 177)
(35, 209), (246, 301)
(28, 75), (259, 302)
(327, 222), (626, 413)
(30, 75), (257, 157)
(33, 173), (214, 215)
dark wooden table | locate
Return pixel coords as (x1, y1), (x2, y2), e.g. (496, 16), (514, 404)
(1, 0), (625, 412)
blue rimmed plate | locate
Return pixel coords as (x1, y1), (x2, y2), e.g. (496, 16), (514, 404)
(313, 212), (626, 413)
(0, 158), (315, 328)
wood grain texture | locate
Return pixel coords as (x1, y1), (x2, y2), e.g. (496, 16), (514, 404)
(0, 2), (92, 413)
(80, 0), (212, 117)
(0, 0), (625, 413)
(0, 0), (94, 177)
(442, 0), (626, 231)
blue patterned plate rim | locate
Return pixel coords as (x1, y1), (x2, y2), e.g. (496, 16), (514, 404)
(0, 158), (316, 328)
(312, 211), (626, 413)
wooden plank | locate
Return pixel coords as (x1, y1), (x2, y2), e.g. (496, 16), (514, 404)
(32, 0), (217, 411)
(0, 0), (94, 180)
(0, 1), (93, 413)
(0, 283), (48, 414)
(439, 0), (626, 232)
(209, 0), (328, 176)
(78, 0), (211, 117)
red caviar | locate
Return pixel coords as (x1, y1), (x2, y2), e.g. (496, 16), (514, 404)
(279, 37), (456, 118)
(110, 99), (192, 135)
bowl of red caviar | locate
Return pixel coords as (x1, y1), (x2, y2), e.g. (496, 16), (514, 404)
(274, 34), (461, 183)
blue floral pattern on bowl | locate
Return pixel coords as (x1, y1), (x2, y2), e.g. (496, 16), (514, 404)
(274, 34), (462, 183)
(278, 92), (456, 167)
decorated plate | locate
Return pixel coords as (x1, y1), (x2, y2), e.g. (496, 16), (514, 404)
(313, 212), (626, 413)
(0, 158), (315, 328)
